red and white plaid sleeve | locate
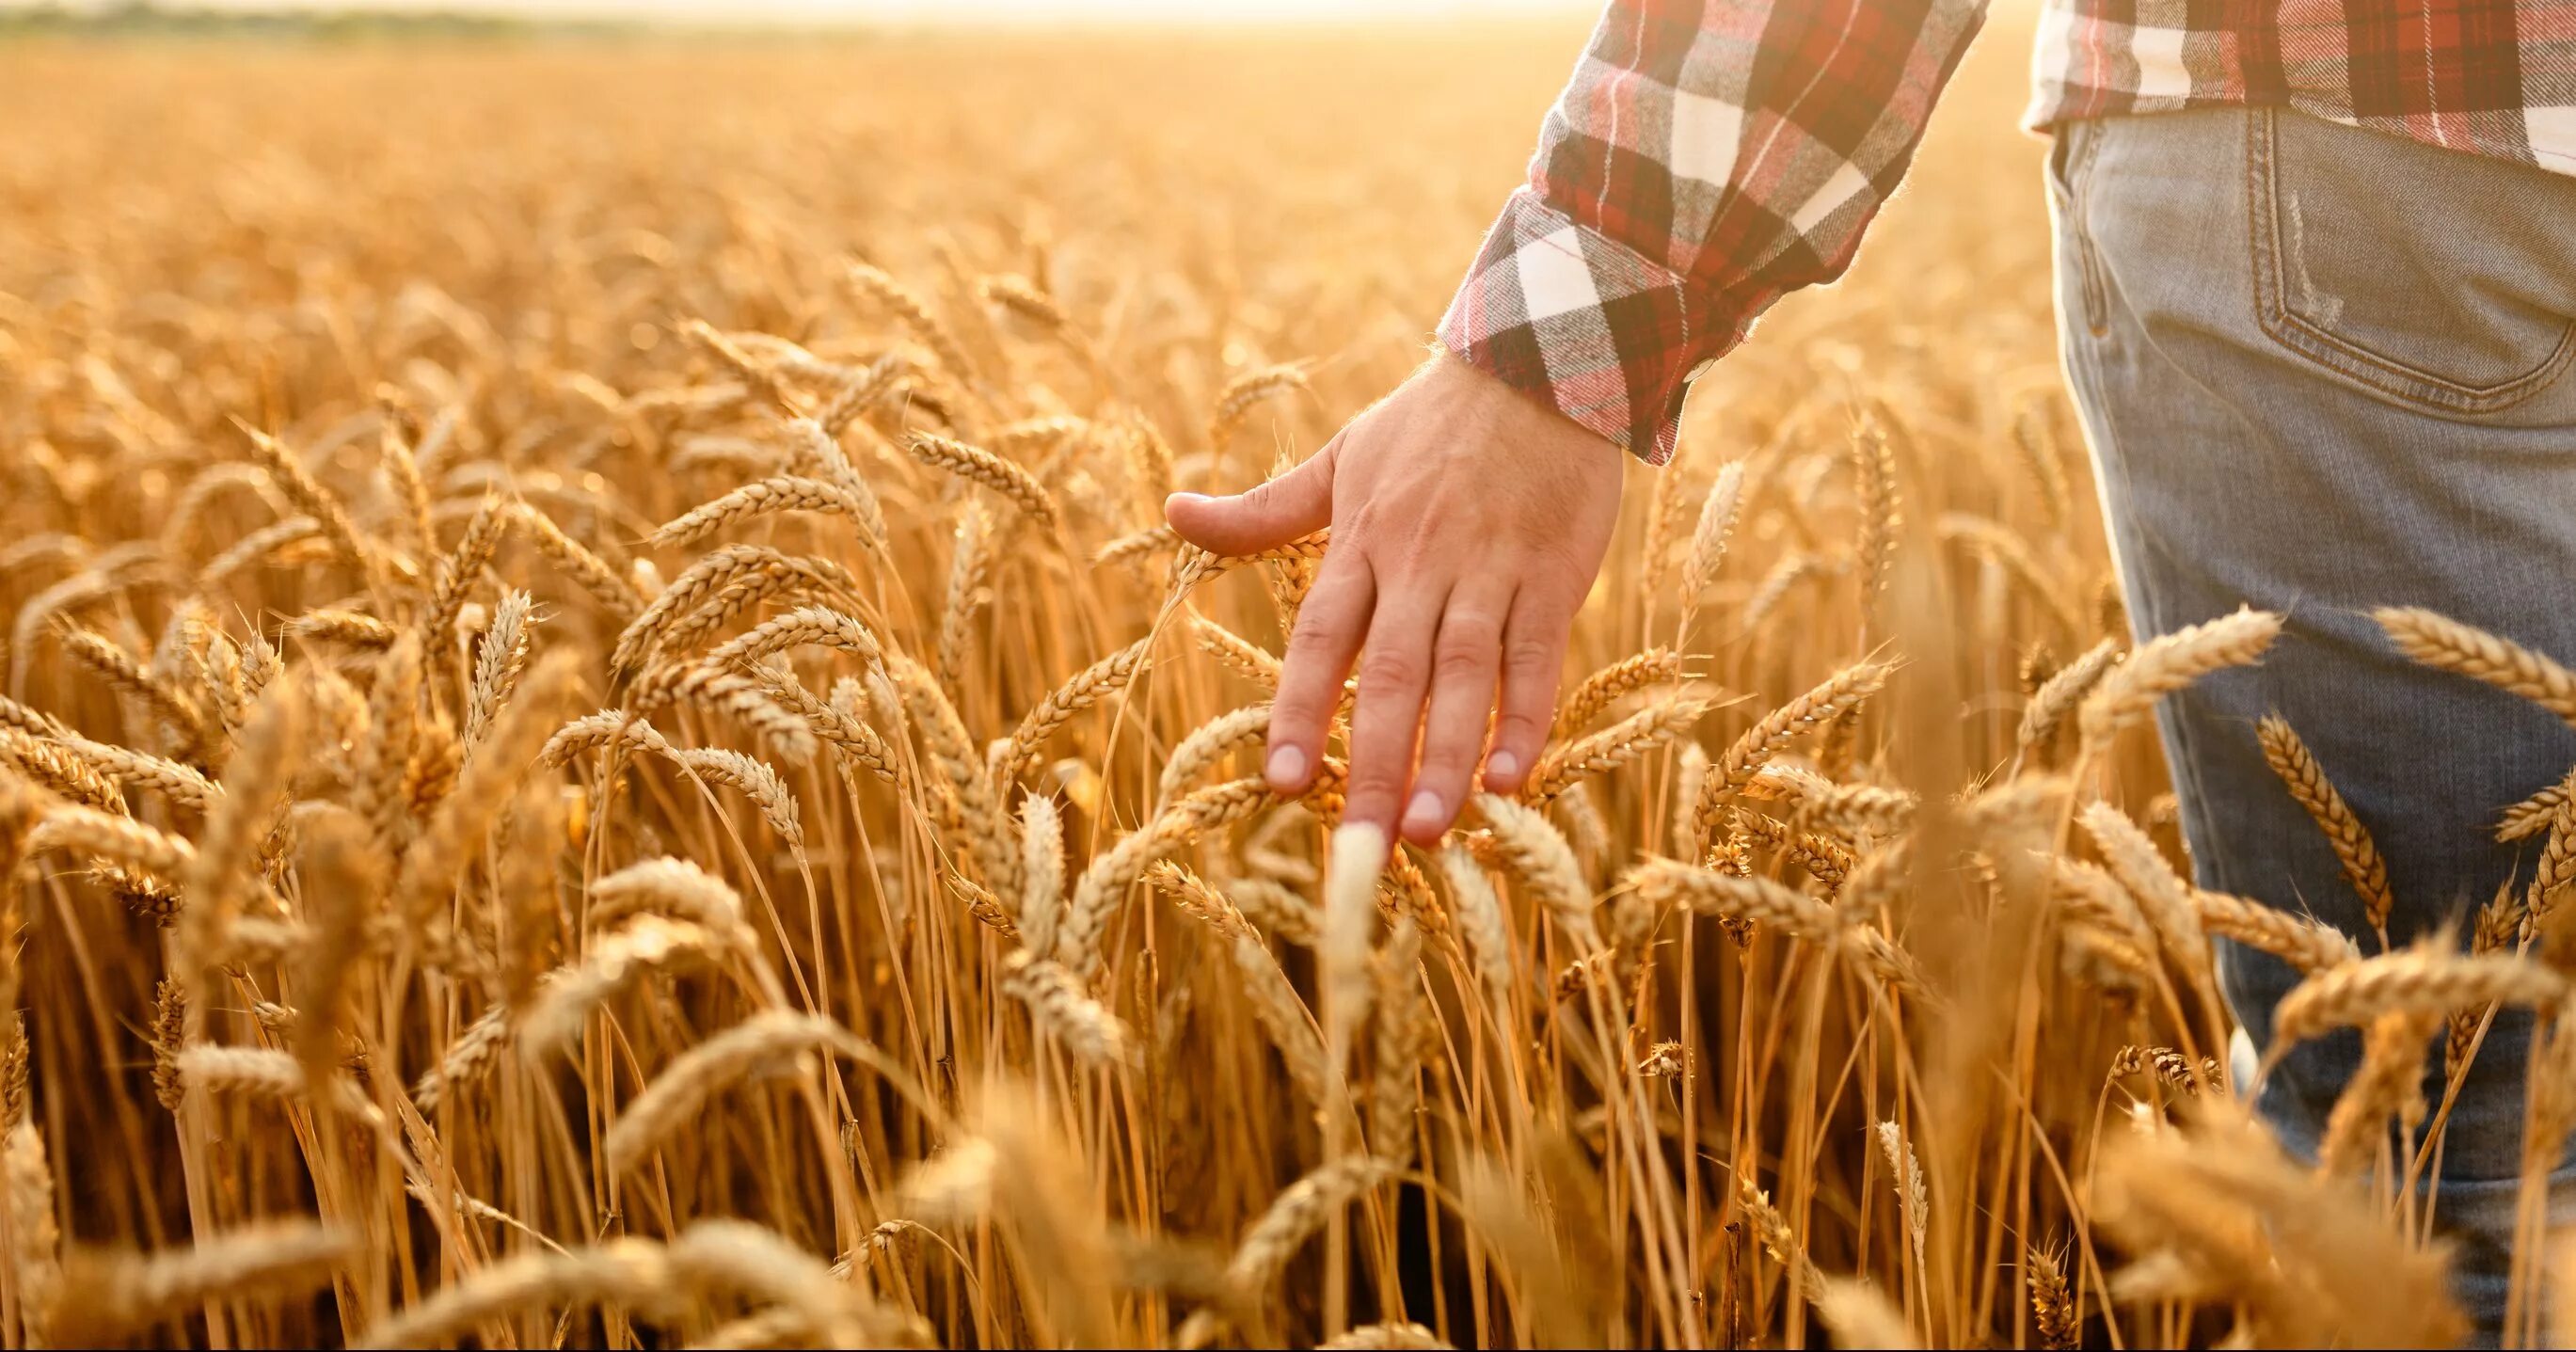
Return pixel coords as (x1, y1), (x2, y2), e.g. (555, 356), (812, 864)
(1440, 0), (1987, 464)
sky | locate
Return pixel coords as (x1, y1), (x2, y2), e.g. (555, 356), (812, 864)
(9, 0), (1588, 22)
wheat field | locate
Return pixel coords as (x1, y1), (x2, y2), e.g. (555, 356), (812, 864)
(5, 15), (2575, 1349)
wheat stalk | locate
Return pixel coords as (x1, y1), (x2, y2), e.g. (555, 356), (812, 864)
(1440, 845), (1515, 1016)
(238, 425), (375, 578)
(2271, 946), (2567, 1051)
(651, 475), (878, 551)
(2316, 1009), (2440, 1177)
(1171, 1155), (1395, 1345)
(1020, 795), (1067, 948)
(669, 746), (803, 845)
(1207, 363), (1311, 451)
(2016, 635), (2121, 762)
(1003, 950), (1137, 1065)
(7, 1123), (61, 1344)
(2078, 607), (2280, 750)
(605, 1012), (870, 1173)
(1523, 695), (1709, 807)
(2378, 606), (2576, 728)
(520, 915), (742, 1053)
(847, 262), (985, 393)
(1158, 702), (1271, 807)
(2077, 801), (2207, 976)
(2027, 1247), (2078, 1350)
(1055, 776), (1276, 980)
(1676, 462), (1746, 629)
(906, 431), (1061, 531)
(997, 636), (1151, 787)
(1850, 420), (1900, 616)
(417, 495), (509, 656)
(2255, 714), (2393, 938)
(1875, 1120), (1928, 1278)
(53, 1221), (348, 1345)
(1696, 661), (1888, 850)
(1475, 794), (1598, 949)
(1554, 647), (1687, 740)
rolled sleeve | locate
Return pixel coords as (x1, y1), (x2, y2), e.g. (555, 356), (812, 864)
(1440, 0), (1987, 464)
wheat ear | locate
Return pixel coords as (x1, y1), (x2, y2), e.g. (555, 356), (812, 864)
(1696, 661), (1889, 850)
(996, 636), (1151, 787)
(906, 431), (1061, 531)
(605, 1012), (871, 1173)
(2255, 713), (2393, 938)
(2377, 605), (2576, 729)
(52, 1220), (348, 1345)
(2078, 607), (2280, 750)
(1524, 695), (1709, 807)
(651, 475), (877, 551)
(2271, 946), (2567, 1051)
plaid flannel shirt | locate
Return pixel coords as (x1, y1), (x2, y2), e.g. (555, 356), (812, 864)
(1443, 0), (2576, 464)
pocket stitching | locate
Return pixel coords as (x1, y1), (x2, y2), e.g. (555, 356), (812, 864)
(2247, 108), (2576, 415)
(2062, 122), (2112, 337)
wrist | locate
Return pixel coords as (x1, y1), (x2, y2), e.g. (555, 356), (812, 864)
(1424, 344), (1621, 457)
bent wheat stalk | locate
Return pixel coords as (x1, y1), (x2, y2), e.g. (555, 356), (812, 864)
(2078, 607), (2280, 751)
(2255, 713), (2393, 939)
(605, 1012), (873, 1174)
(2378, 606), (2576, 729)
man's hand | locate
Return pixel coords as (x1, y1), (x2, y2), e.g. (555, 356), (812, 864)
(1164, 350), (1623, 846)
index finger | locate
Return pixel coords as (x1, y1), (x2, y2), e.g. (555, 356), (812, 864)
(1264, 549), (1373, 794)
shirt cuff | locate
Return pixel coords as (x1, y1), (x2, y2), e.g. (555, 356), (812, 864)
(1436, 188), (1736, 467)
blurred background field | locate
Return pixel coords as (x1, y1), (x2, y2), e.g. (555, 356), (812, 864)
(0, 1), (2050, 401)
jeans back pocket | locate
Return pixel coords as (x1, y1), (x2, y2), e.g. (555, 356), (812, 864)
(2247, 107), (2576, 415)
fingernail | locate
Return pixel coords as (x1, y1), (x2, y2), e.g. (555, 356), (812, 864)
(1166, 491), (1212, 509)
(1265, 744), (1308, 789)
(1486, 749), (1520, 783)
(1402, 789), (1445, 836)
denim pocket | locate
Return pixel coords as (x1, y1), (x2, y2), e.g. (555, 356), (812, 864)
(2046, 120), (2111, 337)
(2247, 108), (2576, 415)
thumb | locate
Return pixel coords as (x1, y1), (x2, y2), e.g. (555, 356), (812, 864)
(1164, 441), (1337, 557)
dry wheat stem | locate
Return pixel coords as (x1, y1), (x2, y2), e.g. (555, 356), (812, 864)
(1020, 795), (1067, 946)
(1056, 775), (1276, 980)
(2027, 1248), (2078, 1351)
(2078, 801), (2208, 976)
(1207, 363), (1311, 452)
(1003, 949), (1137, 1066)
(521, 915), (743, 1053)
(2317, 1009), (2441, 1177)
(1677, 461), (1747, 619)
(2194, 888), (2361, 975)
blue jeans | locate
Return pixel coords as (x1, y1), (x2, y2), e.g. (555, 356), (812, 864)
(2049, 105), (2576, 1337)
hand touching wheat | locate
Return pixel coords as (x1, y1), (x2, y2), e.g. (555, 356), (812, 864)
(1165, 351), (1623, 845)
